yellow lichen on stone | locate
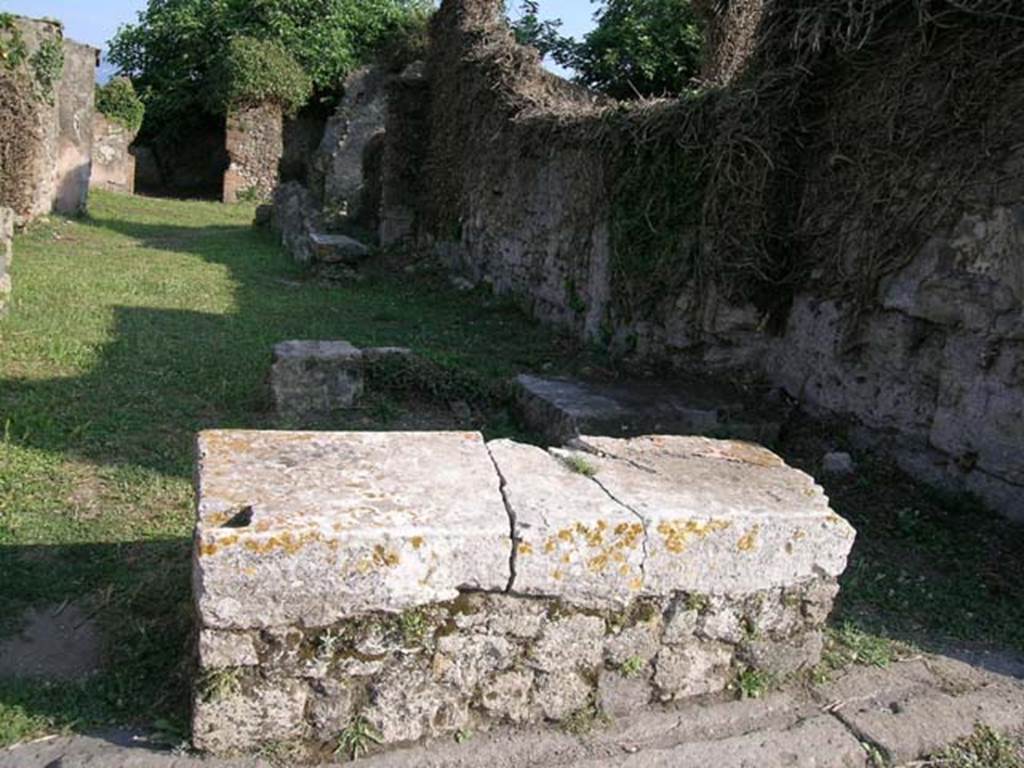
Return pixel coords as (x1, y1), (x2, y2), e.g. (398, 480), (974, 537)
(517, 541), (533, 556)
(737, 524), (761, 552)
(411, 536), (425, 550)
(657, 519), (731, 554)
(372, 544), (401, 568)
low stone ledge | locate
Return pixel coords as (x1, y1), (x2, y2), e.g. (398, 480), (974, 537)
(192, 430), (856, 758)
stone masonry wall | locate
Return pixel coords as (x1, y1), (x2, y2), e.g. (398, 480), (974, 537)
(191, 430), (854, 758)
(91, 112), (137, 194)
(385, 0), (1024, 521)
(0, 18), (97, 223)
(223, 102), (284, 204)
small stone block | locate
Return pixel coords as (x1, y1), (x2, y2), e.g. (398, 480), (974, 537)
(193, 430), (511, 629)
(270, 339), (365, 419)
(308, 232), (370, 264)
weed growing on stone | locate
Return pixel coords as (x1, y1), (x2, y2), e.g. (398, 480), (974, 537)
(316, 629), (343, 659)
(931, 725), (1024, 768)
(732, 667), (772, 700)
(400, 609), (429, 646)
(619, 655), (646, 678)
(862, 741), (888, 768)
(336, 716), (382, 760)
(454, 728), (473, 744)
(561, 454), (598, 478)
(823, 623), (912, 671)
(197, 668), (242, 703)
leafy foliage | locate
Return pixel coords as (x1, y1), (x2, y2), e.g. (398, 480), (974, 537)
(207, 36), (312, 115)
(28, 38), (64, 104)
(95, 77), (146, 133)
(509, 1), (566, 60)
(0, 13), (28, 71)
(510, 0), (704, 99)
(565, 0), (703, 99)
(108, 0), (432, 135)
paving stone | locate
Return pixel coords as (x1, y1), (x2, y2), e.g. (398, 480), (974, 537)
(572, 435), (856, 595)
(574, 714), (869, 768)
(193, 430), (510, 629)
(835, 683), (1024, 765)
(488, 439), (645, 607)
(514, 374), (781, 446)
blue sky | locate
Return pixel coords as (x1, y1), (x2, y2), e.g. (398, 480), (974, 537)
(0, 0), (597, 79)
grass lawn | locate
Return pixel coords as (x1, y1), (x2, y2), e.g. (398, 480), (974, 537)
(0, 190), (1022, 749)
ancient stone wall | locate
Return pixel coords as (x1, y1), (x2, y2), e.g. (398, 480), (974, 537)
(223, 102), (283, 204)
(311, 67), (389, 223)
(387, 0), (1024, 521)
(91, 113), (137, 194)
(0, 17), (97, 223)
(53, 39), (96, 214)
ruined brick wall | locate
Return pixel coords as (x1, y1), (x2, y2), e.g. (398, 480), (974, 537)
(223, 102), (283, 203)
(90, 112), (136, 195)
(0, 18), (96, 223)
(385, 0), (1024, 520)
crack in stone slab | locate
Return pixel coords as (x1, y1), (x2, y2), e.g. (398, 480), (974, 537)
(485, 442), (519, 593)
(825, 708), (892, 766)
(557, 448), (651, 590)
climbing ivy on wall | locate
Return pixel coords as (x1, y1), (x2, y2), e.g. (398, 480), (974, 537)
(0, 13), (64, 104)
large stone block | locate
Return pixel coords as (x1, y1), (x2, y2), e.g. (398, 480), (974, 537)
(191, 430), (855, 758)
(193, 430), (511, 629)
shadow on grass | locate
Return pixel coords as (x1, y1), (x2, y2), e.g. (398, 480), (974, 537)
(0, 540), (193, 741)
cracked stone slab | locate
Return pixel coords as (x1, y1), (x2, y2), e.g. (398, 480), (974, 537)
(194, 430), (510, 629)
(567, 435), (856, 595)
(488, 439), (645, 607)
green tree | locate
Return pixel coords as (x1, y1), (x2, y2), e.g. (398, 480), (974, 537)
(511, 0), (704, 100)
(509, 1), (566, 60)
(108, 0), (431, 136)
